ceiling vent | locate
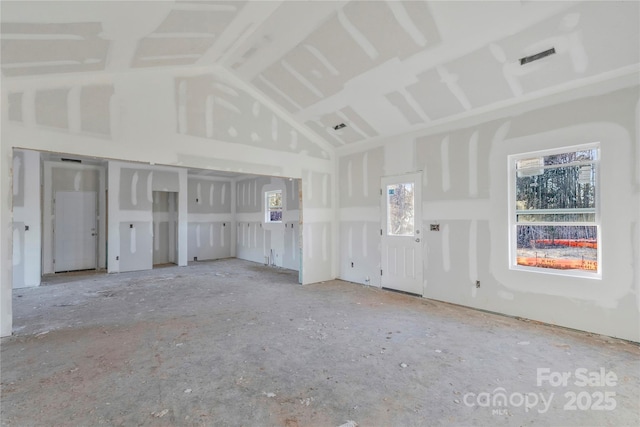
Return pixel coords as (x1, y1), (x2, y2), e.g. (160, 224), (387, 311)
(520, 47), (556, 65)
(333, 123), (346, 131)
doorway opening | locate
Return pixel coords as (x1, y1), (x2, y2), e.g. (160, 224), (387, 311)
(153, 191), (178, 267)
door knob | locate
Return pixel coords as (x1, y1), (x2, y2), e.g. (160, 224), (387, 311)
(415, 238), (421, 243)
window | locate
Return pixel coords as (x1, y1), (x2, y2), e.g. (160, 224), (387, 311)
(510, 145), (599, 276)
(265, 190), (282, 223)
(386, 182), (414, 236)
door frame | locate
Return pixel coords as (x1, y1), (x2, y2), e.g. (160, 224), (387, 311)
(152, 190), (178, 266)
(43, 161), (106, 274)
(380, 171), (424, 295)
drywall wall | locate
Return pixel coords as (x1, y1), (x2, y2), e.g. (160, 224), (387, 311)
(1, 60), (332, 337)
(338, 85), (640, 342)
(339, 146), (384, 286)
(108, 162), (187, 273)
(187, 176), (233, 262)
(235, 175), (300, 272)
(301, 169), (334, 284)
(11, 149), (40, 288)
(1, 111), (12, 336)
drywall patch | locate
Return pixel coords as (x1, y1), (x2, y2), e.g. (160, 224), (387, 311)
(12, 152), (23, 205)
(387, 0), (427, 47)
(442, 223), (450, 272)
(67, 87), (81, 133)
(146, 172), (153, 202)
(35, 88), (69, 129)
(385, 91), (423, 125)
(322, 174), (329, 206)
(12, 227), (21, 267)
(469, 219), (478, 286)
(451, 45), (514, 107)
(177, 80), (188, 134)
(437, 66), (471, 111)
(440, 136), (450, 192)
(130, 227), (137, 254)
(468, 131), (479, 197)
(73, 171), (81, 191)
(0, 22), (108, 77)
(205, 95), (214, 138)
(74, 84), (113, 135)
(362, 223), (368, 257)
(252, 74), (302, 113)
(347, 226), (353, 258)
(8, 92), (23, 122)
(346, 160), (353, 198)
(177, 74), (327, 158)
(407, 68), (466, 120)
(498, 291), (515, 301)
(341, 106), (378, 138)
(131, 171), (139, 206)
(362, 152), (369, 198)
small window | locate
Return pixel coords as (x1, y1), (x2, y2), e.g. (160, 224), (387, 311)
(386, 182), (414, 236)
(265, 190), (282, 223)
(510, 145), (600, 276)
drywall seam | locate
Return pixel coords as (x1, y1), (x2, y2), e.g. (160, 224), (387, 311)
(215, 65), (335, 155)
(336, 66), (640, 157)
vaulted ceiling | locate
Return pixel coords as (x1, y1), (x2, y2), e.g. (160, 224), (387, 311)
(2, 0), (638, 150)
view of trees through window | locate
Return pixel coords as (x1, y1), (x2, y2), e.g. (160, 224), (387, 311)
(514, 147), (598, 272)
(387, 183), (414, 236)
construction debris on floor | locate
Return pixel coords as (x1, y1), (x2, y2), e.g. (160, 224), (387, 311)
(1, 259), (639, 426)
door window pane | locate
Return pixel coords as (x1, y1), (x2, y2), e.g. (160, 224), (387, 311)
(387, 183), (414, 236)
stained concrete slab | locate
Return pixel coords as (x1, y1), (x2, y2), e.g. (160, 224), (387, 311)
(1, 259), (639, 426)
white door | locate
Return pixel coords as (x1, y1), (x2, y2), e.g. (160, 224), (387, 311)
(54, 191), (97, 272)
(381, 173), (423, 295)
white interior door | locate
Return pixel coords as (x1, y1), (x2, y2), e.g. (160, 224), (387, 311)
(381, 173), (423, 295)
(54, 191), (97, 272)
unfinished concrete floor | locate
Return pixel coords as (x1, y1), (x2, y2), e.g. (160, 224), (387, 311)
(2, 259), (639, 426)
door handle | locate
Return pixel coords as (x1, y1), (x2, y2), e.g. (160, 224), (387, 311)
(91, 233), (97, 236)
(415, 238), (421, 243)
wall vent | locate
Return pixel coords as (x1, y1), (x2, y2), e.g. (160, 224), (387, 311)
(520, 47), (556, 65)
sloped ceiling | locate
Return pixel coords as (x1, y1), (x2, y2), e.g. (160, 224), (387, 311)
(2, 0), (639, 150)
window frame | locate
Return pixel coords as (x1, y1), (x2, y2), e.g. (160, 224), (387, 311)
(508, 143), (601, 279)
(264, 189), (283, 224)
